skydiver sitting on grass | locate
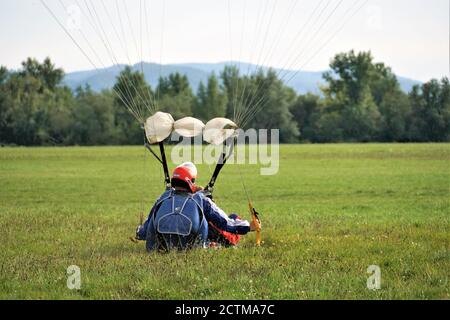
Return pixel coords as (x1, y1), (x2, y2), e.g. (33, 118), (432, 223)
(135, 162), (259, 251)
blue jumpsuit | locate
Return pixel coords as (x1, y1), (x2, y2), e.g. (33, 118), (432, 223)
(137, 188), (250, 251)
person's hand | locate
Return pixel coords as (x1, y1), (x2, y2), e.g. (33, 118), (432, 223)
(135, 225), (143, 239)
(202, 189), (214, 200)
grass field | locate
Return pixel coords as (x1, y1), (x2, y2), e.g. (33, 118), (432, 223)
(0, 144), (449, 300)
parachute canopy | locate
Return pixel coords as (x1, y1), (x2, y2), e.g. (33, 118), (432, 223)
(145, 112), (175, 144)
(41, 0), (369, 133)
(144, 113), (238, 145)
(204, 118), (239, 145)
(174, 117), (205, 138)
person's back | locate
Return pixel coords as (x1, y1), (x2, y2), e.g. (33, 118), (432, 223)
(135, 162), (257, 251)
(145, 188), (208, 251)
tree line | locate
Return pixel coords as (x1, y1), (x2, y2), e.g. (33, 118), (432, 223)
(0, 51), (449, 146)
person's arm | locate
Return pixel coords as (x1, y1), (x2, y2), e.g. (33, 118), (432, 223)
(136, 189), (171, 240)
(202, 196), (251, 235)
(136, 207), (154, 240)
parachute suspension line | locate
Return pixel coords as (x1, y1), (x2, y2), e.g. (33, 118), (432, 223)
(76, 29), (105, 68)
(123, 0), (141, 67)
(274, 0), (342, 79)
(139, 0), (156, 114)
(61, 0), (108, 70)
(274, 0), (330, 80)
(233, 0), (247, 123)
(143, 0), (152, 66)
(235, 0), (299, 123)
(240, 0), (361, 128)
(227, 0), (238, 123)
(258, 0), (299, 74)
(234, 0), (266, 125)
(79, 0), (153, 120)
(234, 0), (331, 127)
(156, 0), (166, 110)
(254, 0), (279, 72)
(236, 0), (270, 123)
(99, 0), (151, 121)
(227, 0), (244, 126)
(234, 0), (308, 126)
(226, 0), (234, 120)
(96, 0), (154, 120)
(121, 0), (156, 115)
(40, 0), (96, 70)
(235, 0), (259, 125)
(278, 0), (345, 83)
(81, 0), (149, 122)
(114, 0), (131, 62)
(243, 0), (265, 77)
(233, 0), (327, 127)
(141, 130), (148, 226)
(216, 2), (264, 244)
(236, 151), (261, 246)
(111, 0), (155, 118)
(235, 0), (280, 127)
(137, 0), (157, 114)
(99, 0), (130, 63)
(142, 0), (158, 111)
(245, 0), (279, 81)
(106, 0), (131, 63)
(140, 0), (144, 75)
(42, 0), (141, 123)
(248, 0), (279, 100)
(249, 0), (270, 75)
(104, 0), (153, 119)
(227, 0), (233, 66)
(236, 0), (354, 129)
(284, 0), (369, 85)
(90, 0), (149, 121)
(237, 162), (250, 207)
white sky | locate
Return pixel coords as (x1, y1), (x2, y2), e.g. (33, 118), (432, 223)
(0, 0), (448, 81)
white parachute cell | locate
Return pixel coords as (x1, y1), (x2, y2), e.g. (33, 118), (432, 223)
(144, 112), (175, 144)
(203, 118), (239, 145)
(174, 117), (205, 138)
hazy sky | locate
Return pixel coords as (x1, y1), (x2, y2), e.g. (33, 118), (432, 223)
(0, 0), (448, 81)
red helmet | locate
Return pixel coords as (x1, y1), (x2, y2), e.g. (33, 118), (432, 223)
(171, 162), (198, 193)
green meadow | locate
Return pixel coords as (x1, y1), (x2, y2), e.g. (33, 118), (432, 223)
(0, 144), (448, 299)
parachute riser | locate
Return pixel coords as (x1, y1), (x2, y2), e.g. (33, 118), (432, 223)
(144, 141), (171, 187)
(205, 137), (237, 195)
(159, 142), (171, 186)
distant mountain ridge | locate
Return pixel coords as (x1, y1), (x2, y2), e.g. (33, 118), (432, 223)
(63, 61), (421, 95)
